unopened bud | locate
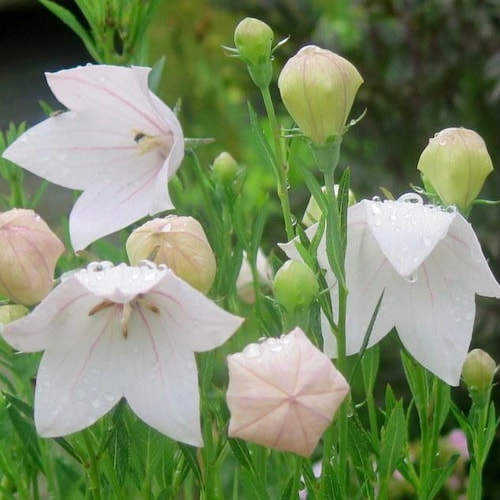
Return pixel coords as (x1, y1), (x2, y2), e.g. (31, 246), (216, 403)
(278, 45), (363, 145)
(126, 216), (216, 294)
(302, 185), (357, 227)
(0, 209), (64, 305)
(273, 260), (318, 313)
(461, 348), (496, 393)
(212, 152), (238, 185)
(234, 18), (273, 67)
(234, 18), (274, 88)
(417, 128), (493, 213)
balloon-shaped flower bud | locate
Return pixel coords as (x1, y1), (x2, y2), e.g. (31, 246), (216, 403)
(302, 185), (357, 227)
(126, 216), (216, 294)
(273, 260), (318, 313)
(234, 17), (274, 88)
(278, 45), (363, 145)
(0, 304), (28, 324)
(212, 151), (238, 185)
(417, 128), (494, 213)
(0, 209), (64, 305)
(461, 348), (496, 393)
(234, 17), (274, 67)
(226, 327), (350, 456)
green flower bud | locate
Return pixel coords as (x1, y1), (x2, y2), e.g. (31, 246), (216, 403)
(0, 304), (28, 324)
(417, 128), (493, 213)
(273, 260), (318, 313)
(461, 349), (496, 393)
(126, 216), (216, 295)
(302, 185), (357, 227)
(212, 152), (238, 184)
(278, 45), (363, 145)
(234, 17), (274, 67)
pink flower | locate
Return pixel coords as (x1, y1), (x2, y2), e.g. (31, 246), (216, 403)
(226, 327), (350, 456)
(2, 65), (184, 251)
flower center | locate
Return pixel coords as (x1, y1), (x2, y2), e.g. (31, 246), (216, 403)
(133, 130), (170, 156)
(88, 295), (160, 338)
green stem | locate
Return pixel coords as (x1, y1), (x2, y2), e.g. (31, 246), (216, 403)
(82, 431), (102, 500)
(260, 86), (295, 240)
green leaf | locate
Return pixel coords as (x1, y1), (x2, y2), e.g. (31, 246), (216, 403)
(228, 438), (255, 474)
(148, 56), (166, 94)
(178, 443), (203, 486)
(39, 0), (101, 62)
(240, 466), (270, 500)
(247, 102), (276, 171)
(4, 394), (42, 470)
(420, 455), (459, 499)
(378, 400), (407, 480)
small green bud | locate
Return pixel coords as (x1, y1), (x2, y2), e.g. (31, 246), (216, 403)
(278, 45), (363, 145)
(461, 348), (496, 393)
(302, 185), (357, 227)
(0, 304), (28, 324)
(417, 128), (493, 213)
(234, 17), (274, 67)
(273, 260), (318, 313)
(212, 152), (238, 184)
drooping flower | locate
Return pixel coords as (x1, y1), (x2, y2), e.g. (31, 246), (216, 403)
(2, 65), (184, 251)
(126, 215), (216, 294)
(226, 327), (350, 456)
(281, 193), (500, 385)
(0, 208), (64, 305)
(0, 262), (243, 445)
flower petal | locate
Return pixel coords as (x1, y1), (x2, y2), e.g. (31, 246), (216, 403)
(392, 256), (476, 385)
(47, 65), (170, 135)
(33, 300), (125, 437)
(75, 263), (166, 302)
(1, 275), (90, 352)
(436, 214), (500, 297)
(149, 272), (244, 352)
(123, 303), (203, 446)
(69, 164), (173, 251)
(363, 198), (455, 277)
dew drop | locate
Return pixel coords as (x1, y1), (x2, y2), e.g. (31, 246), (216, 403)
(372, 195), (381, 202)
(91, 399), (101, 409)
(398, 193), (423, 204)
(439, 140), (447, 146)
(138, 259), (156, 269)
(87, 261), (114, 272)
(104, 393), (115, 403)
(242, 343), (261, 358)
(404, 270), (419, 283)
(422, 236), (433, 247)
(371, 204), (381, 215)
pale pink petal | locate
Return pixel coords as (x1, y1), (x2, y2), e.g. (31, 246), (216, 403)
(75, 263), (166, 303)
(363, 198), (455, 278)
(46, 66), (169, 135)
(69, 166), (172, 251)
(392, 256), (476, 386)
(1, 276), (91, 352)
(436, 214), (500, 297)
(122, 304), (203, 446)
(34, 304), (126, 437)
(149, 272), (244, 352)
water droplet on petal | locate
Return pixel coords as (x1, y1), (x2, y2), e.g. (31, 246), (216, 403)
(404, 270), (419, 283)
(398, 193), (423, 204)
(91, 399), (101, 409)
(242, 343), (261, 358)
(372, 195), (381, 202)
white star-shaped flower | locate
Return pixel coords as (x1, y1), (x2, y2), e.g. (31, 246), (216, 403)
(2, 65), (184, 251)
(282, 194), (500, 385)
(1, 262), (243, 445)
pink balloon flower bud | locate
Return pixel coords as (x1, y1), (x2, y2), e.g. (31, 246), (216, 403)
(226, 327), (350, 456)
(126, 215), (216, 294)
(0, 209), (64, 305)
